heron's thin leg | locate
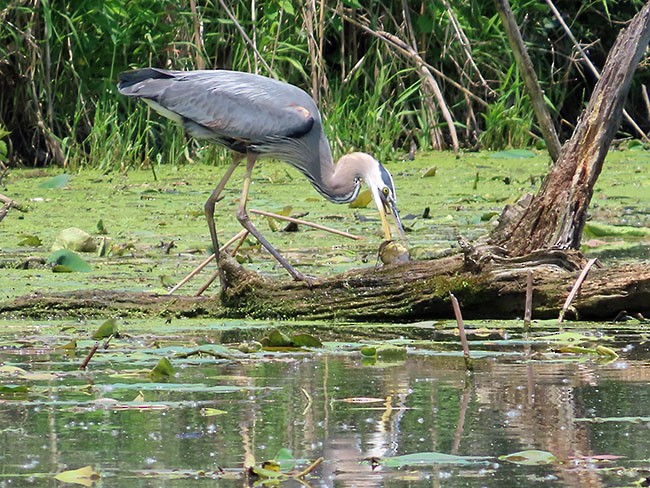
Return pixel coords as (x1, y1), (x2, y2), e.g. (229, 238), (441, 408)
(236, 153), (311, 283)
(204, 154), (243, 288)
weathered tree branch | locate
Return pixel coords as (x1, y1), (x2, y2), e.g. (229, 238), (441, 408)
(491, 1), (650, 254)
(494, 0), (562, 162)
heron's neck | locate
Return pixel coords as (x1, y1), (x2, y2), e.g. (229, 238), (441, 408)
(320, 152), (376, 203)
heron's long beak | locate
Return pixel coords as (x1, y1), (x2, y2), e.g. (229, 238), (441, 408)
(375, 192), (406, 241)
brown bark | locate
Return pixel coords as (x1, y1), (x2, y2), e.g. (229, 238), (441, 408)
(490, 1), (650, 255)
(2, 254), (648, 321)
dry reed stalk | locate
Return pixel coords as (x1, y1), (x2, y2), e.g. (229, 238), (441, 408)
(524, 270), (533, 331)
(558, 258), (598, 323)
(450, 292), (473, 371)
(249, 209), (361, 240)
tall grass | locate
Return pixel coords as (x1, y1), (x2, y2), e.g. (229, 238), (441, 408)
(1, 0), (647, 171)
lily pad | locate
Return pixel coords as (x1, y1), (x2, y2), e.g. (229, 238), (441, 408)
(52, 227), (97, 252)
(39, 173), (70, 189)
(491, 149), (536, 159)
(46, 249), (92, 272)
(92, 318), (119, 339)
(54, 465), (100, 487)
(150, 357), (175, 379)
(499, 449), (557, 465)
(376, 451), (491, 467)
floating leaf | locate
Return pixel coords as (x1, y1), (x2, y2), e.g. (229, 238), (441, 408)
(54, 465), (100, 486)
(39, 173), (70, 189)
(46, 249), (92, 272)
(52, 227), (97, 252)
(535, 332), (602, 344)
(349, 189), (372, 208)
(558, 345), (618, 359)
(0, 365), (27, 376)
(291, 333), (322, 348)
(56, 339), (77, 351)
(491, 149), (536, 159)
(262, 329), (294, 348)
(376, 345), (407, 360)
(360, 346), (377, 357)
(499, 449), (557, 466)
(92, 318), (118, 339)
(377, 451), (491, 467)
(584, 222), (650, 238)
(274, 448), (296, 471)
(150, 357), (174, 378)
(0, 384), (29, 394)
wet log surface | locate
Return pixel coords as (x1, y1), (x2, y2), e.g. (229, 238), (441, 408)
(2, 252), (648, 322)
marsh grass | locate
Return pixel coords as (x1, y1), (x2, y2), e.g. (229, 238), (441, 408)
(1, 1), (647, 170)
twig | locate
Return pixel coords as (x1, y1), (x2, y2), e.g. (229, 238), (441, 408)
(250, 208), (361, 240)
(642, 84), (650, 121)
(523, 270), (533, 332)
(217, 0), (275, 77)
(335, 8), (488, 108)
(494, 0), (562, 162)
(558, 258), (598, 323)
(293, 457), (323, 478)
(450, 293), (473, 371)
(79, 342), (99, 370)
(167, 229), (248, 295)
(189, 0), (205, 69)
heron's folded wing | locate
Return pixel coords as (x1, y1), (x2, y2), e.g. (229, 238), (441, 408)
(122, 71), (316, 142)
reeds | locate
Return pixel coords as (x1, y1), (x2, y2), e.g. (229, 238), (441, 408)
(0, 1), (641, 169)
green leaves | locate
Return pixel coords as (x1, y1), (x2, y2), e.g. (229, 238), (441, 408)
(54, 466), (100, 487)
(92, 318), (119, 339)
(150, 357), (175, 379)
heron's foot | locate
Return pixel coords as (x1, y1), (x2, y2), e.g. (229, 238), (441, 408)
(289, 270), (315, 288)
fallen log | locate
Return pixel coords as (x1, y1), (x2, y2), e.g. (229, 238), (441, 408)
(1, 253), (648, 321)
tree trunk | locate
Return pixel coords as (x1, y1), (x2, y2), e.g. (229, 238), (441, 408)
(490, 1), (650, 255)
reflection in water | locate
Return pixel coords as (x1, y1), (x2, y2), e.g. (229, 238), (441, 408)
(1, 330), (650, 487)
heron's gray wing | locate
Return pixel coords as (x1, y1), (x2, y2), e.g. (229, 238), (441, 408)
(119, 69), (316, 143)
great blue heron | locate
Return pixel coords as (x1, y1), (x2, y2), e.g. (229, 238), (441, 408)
(118, 68), (405, 287)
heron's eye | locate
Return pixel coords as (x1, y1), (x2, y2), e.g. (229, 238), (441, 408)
(382, 187), (390, 196)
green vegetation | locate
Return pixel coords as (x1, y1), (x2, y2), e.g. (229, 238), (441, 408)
(1, 1), (649, 169)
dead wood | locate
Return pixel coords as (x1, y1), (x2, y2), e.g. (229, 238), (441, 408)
(491, 1), (650, 254)
(494, 0), (562, 162)
(2, 253), (648, 322)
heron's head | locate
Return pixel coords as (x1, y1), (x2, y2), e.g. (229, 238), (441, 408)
(355, 154), (406, 241)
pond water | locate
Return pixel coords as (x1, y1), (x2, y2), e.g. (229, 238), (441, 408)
(1, 318), (649, 487)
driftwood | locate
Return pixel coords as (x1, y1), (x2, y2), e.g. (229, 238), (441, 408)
(1, 253), (649, 321)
